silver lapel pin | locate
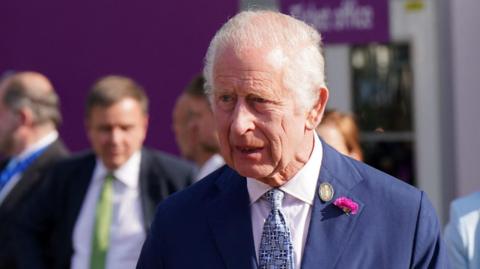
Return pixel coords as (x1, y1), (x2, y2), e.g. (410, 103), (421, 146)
(318, 182), (334, 202)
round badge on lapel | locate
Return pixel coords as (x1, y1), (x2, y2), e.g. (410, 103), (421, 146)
(318, 182), (334, 202)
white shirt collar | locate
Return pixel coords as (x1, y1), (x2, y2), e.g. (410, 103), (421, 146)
(93, 150), (141, 189)
(203, 153), (224, 170)
(195, 153), (225, 181)
(15, 131), (59, 161)
(247, 133), (323, 206)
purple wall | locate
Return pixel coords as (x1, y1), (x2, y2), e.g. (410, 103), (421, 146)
(0, 0), (238, 154)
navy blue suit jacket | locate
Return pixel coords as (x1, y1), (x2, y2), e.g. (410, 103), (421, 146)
(137, 142), (449, 268)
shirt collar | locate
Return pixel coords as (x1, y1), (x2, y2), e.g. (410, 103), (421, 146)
(247, 133), (323, 205)
(204, 153), (225, 169)
(195, 153), (225, 181)
(15, 131), (58, 161)
(93, 150), (141, 189)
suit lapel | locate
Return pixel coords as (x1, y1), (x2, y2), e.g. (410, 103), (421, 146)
(139, 149), (153, 231)
(0, 158), (42, 211)
(301, 142), (365, 269)
(207, 168), (257, 269)
(66, 153), (97, 229)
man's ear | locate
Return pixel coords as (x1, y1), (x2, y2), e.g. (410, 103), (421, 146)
(143, 114), (149, 128)
(306, 87), (329, 130)
(17, 107), (34, 127)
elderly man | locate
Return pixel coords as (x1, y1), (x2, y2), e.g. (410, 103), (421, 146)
(172, 75), (224, 182)
(17, 75), (194, 269)
(0, 72), (69, 269)
(137, 11), (448, 269)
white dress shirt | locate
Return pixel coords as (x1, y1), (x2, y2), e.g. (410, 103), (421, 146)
(194, 153), (225, 182)
(71, 151), (145, 269)
(247, 134), (322, 269)
(0, 131), (58, 205)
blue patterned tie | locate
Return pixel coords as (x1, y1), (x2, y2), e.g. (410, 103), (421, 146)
(259, 188), (295, 269)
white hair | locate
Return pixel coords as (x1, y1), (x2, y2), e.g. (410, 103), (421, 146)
(203, 10), (326, 110)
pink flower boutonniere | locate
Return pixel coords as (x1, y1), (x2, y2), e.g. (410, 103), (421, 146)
(333, 197), (359, 215)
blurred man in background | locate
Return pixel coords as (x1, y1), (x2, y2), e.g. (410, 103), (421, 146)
(17, 75), (194, 269)
(444, 191), (480, 268)
(0, 71), (69, 269)
(172, 90), (197, 164)
(173, 75), (224, 182)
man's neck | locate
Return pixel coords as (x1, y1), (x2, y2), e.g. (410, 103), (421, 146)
(11, 124), (56, 157)
(259, 131), (316, 187)
(194, 151), (216, 167)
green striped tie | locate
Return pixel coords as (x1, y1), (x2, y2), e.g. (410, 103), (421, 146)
(90, 173), (114, 269)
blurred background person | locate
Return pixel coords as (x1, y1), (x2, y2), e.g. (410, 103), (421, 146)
(444, 191), (480, 269)
(316, 110), (363, 161)
(172, 74), (224, 182)
(172, 92), (197, 166)
(16, 75), (194, 269)
(0, 71), (69, 269)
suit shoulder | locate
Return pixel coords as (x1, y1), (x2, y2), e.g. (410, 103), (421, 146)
(27, 140), (69, 171)
(43, 139), (69, 158)
(350, 158), (421, 200)
(322, 143), (420, 201)
(335, 156), (443, 246)
(48, 150), (95, 174)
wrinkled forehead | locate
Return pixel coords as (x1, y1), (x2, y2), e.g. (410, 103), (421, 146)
(218, 42), (287, 65)
(212, 45), (286, 83)
(212, 56), (283, 99)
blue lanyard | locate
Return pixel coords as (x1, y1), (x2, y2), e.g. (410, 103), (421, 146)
(0, 146), (48, 190)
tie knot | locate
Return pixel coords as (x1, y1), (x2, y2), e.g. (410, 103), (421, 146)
(264, 188), (284, 210)
(105, 173), (115, 181)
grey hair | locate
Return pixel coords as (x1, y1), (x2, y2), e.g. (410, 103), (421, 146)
(2, 77), (62, 127)
(203, 10), (326, 110)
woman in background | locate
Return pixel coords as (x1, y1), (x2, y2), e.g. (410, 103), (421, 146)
(316, 110), (363, 162)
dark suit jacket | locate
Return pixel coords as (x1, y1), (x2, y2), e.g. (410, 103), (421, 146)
(16, 148), (194, 269)
(137, 142), (450, 269)
(0, 139), (69, 269)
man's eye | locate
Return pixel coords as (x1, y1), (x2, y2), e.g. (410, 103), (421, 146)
(215, 94), (236, 111)
(249, 96), (271, 105)
(252, 97), (268, 103)
(121, 125), (134, 131)
(98, 126), (112, 132)
(219, 95), (233, 102)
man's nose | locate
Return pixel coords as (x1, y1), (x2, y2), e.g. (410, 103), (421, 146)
(109, 128), (123, 144)
(230, 101), (255, 135)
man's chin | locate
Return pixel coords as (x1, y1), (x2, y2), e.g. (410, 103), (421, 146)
(234, 165), (272, 182)
(233, 165), (289, 187)
(103, 157), (125, 170)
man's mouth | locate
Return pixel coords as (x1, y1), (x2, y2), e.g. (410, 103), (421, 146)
(236, 146), (263, 154)
(107, 149), (123, 155)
